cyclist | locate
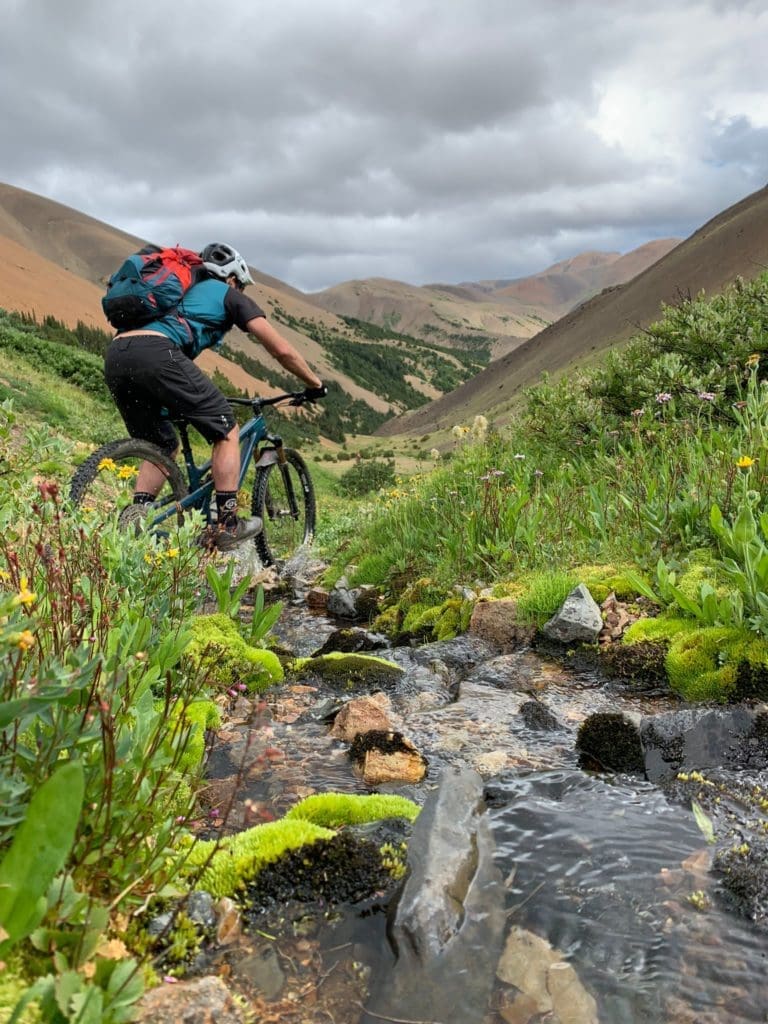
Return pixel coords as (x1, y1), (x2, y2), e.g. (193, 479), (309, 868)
(104, 242), (326, 550)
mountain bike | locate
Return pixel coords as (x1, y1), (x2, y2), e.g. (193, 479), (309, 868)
(69, 392), (317, 566)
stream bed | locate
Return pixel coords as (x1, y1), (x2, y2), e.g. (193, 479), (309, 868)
(193, 600), (768, 1024)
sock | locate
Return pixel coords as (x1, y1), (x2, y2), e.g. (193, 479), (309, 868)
(133, 492), (155, 505)
(216, 491), (238, 528)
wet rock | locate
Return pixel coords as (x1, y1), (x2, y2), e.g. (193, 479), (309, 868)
(330, 693), (394, 741)
(311, 626), (390, 656)
(496, 925), (599, 1024)
(349, 730), (427, 785)
(462, 653), (538, 690)
(306, 587), (329, 611)
(474, 750), (509, 776)
(520, 699), (562, 732)
(714, 837), (768, 928)
(468, 598), (536, 649)
(640, 705), (768, 782)
(235, 945), (286, 1000)
(542, 584), (603, 644)
(185, 890), (217, 930)
(137, 975), (244, 1023)
(576, 710), (645, 773)
(409, 634), (500, 675)
(327, 577), (380, 620)
(146, 911), (173, 938)
(364, 767), (506, 1024)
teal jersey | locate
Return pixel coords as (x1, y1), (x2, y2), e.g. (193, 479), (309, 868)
(143, 278), (265, 359)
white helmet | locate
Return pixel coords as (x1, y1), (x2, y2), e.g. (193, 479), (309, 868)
(200, 242), (254, 287)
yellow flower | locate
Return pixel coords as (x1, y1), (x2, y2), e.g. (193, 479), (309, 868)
(746, 353), (761, 368)
(167, 548), (179, 559)
(16, 630), (35, 651)
(14, 575), (36, 608)
(97, 457), (117, 472)
(736, 455), (755, 469)
(117, 465), (138, 480)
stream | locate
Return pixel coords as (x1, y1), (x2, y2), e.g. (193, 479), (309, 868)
(191, 597), (768, 1024)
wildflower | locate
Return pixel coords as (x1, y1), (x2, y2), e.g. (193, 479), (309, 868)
(166, 548), (180, 559)
(534, 469), (544, 478)
(698, 392), (716, 402)
(470, 415), (489, 439)
(451, 425), (464, 439)
(429, 448), (441, 460)
(513, 453), (526, 460)
(14, 576), (36, 608)
(117, 465), (138, 480)
(746, 353), (761, 368)
(97, 457), (117, 472)
(631, 408), (644, 418)
(733, 401), (747, 410)
(490, 469), (505, 477)
(16, 630), (35, 651)
(736, 455), (755, 469)
(655, 392), (673, 404)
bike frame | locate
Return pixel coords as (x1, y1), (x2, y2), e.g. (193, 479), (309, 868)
(149, 393), (300, 527)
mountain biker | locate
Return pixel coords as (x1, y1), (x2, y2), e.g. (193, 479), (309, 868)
(103, 242), (326, 550)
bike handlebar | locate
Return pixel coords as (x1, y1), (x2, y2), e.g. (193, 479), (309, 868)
(227, 390), (319, 411)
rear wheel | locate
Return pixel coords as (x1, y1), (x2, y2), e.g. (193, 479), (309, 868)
(251, 449), (316, 565)
(69, 438), (189, 530)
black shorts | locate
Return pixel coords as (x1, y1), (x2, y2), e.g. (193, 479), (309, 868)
(104, 334), (236, 451)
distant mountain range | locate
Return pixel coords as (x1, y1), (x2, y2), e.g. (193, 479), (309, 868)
(3, 179), (766, 440)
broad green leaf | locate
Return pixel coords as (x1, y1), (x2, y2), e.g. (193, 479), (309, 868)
(0, 760), (84, 954)
(733, 503), (757, 545)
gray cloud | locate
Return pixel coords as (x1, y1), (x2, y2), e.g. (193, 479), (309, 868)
(1, 0), (767, 290)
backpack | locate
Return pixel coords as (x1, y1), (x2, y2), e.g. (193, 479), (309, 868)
(101, 245), (203, 330)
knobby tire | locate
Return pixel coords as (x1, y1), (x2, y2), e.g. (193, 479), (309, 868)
(69, 438), (189, 525)
(251, 448), (316, 566)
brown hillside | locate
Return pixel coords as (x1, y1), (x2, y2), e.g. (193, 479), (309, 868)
(376, 186), (768, 437)
(0, 183), (400, 412)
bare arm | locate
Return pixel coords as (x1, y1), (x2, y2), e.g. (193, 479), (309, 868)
(245, 317), (323, 389)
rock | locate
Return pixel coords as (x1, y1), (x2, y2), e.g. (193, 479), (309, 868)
(306, 587), (329, 611)
(349, 730), (427, 785)
(598, 592), (636, 644)
(496, 926), (599, 1024)
(312, 626), (390, 656)
(329, 693), (393, 741)
(640, 705), (768, 782)
(235, 946), (285, 1000)
(327, 578), (380, 620)
(542, 584), (603, 644)
(469, 598), (535, 649)
(185, 890), (217, 930)
(146, 911), (173, 938)
(137, 976), (244, 1024)
(363, 767), (506, 1024)
(294, 652), (404, 692)
(520, 698), (562, 732)
(214, 897), (241, 945)
(474, 750), (509, 775)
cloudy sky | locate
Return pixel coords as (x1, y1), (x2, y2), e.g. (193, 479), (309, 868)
(1, 0), (767, 291)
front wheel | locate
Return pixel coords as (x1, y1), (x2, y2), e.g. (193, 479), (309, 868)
(251, 449), (316, 566)
(69, 438), (189, 529)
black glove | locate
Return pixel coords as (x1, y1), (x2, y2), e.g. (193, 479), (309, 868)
(303, 384), (327, 402)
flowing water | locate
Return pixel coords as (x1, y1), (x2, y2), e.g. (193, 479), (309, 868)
(201, 602), (768, 1024)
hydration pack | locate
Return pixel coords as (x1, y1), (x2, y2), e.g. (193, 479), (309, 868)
(102, 245), (203, 330)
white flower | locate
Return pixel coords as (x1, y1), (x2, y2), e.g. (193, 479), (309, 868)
(429, 448), (441, 460)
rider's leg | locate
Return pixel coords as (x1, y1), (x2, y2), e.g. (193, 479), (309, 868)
(133, 450), (179, 499)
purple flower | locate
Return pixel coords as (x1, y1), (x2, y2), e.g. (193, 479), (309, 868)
(655, 392), (673, 404)
(697, 392), (716, 402)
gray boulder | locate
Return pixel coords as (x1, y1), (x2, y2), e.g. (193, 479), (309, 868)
(542, 583), (603, 643)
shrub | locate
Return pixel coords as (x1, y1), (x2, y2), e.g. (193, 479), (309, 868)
(338, 458), (396, 497)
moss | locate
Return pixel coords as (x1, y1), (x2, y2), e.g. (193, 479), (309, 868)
(599, 639), (670, 691)
(623, 616), (696, 645)
(401, 601), (441, 635)
(179, 818), (335, 898)
(435, 600), (462, 641)
(576, 712), (645, 773)
(291, 652), (404, 691)
(665, 626), (747, 702)
(158, 699), (222, 774)
(185, 613), (284, 692)
(285, 792), (420, 828)
(571, 562), (645, 602)
(371, 604), (402, 636)
(164, 911), (202, 965)
(0, 959), (41, 1024)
